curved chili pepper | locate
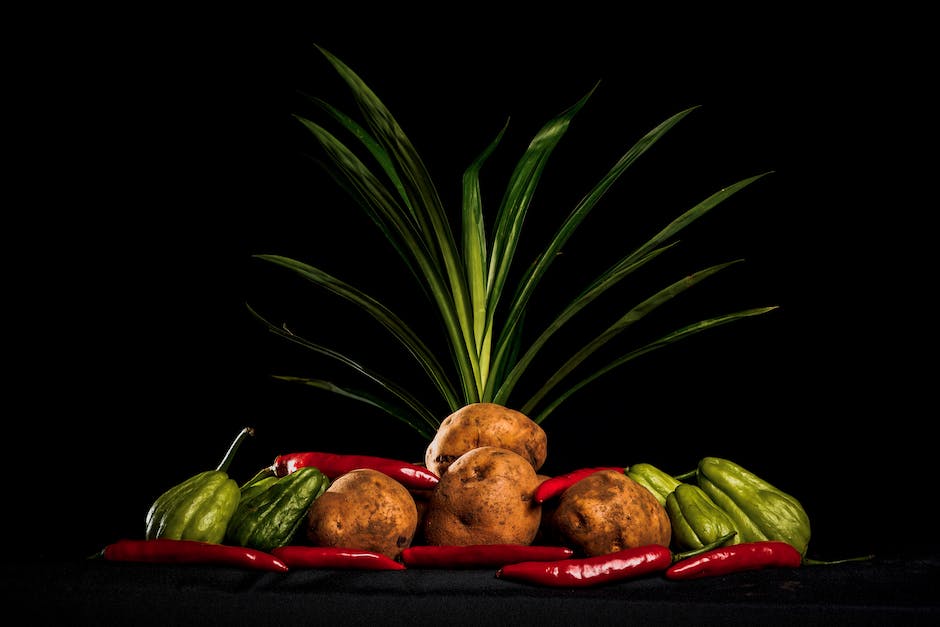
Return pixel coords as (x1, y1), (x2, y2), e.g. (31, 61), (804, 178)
(100, 538), (289, 572)
(495, 532), (737, 587)
(533, 466), (623, 503)
(496, 544), (672, 587)
(271, 546), (405, 570)
(401, 544), (574, 568)
(272, 451), (439, 491)
(665, 540), (802, 580)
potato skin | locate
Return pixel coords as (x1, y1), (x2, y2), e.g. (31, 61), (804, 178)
(425, 403), (548, 477)
(422, 446), (542, 546)
(548, 470), (671, 557)
(305, 468), (418, 561)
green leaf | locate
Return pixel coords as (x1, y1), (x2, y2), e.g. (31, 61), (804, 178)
(531, 306), (779, 423)
(462, 121), (508, 384)
(487, 105), (701, 400)
(306, 96), (416, 218)
(493, 243), (676, 404)
(482, 84), (599, 395)
(272, 376), (439, 441)
(247, 304), (441, 433)
(493, 170), (770, 403)
(292, 115), (478, 403)
(317, 45), (481, 399)
(253, 254), (460, 411)
(521, 259), (747, 415)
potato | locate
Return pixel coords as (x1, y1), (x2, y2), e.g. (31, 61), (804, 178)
(422, 446), (542, 546)
(425, 403), (548, 477)
(305, 468), (418, 561)
(547, 470), (671, 557)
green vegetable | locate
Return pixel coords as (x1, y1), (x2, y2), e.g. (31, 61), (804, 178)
(145, 427), (253, 544)
(626, 462), (682, 506)
(225, 466), (331, 552)
(695, 456), (811, 556)
(666, 483), (738, 550)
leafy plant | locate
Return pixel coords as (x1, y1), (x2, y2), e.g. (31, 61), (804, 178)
(249, 45), (776, 442)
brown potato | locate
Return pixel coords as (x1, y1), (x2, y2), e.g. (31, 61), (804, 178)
(422, 446), (542, 546)
(305, 468), (418, 561)
(547, 470), (671, 557)
(425, 403), (548, 477)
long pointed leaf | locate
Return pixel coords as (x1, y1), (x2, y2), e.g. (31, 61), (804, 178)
(484, 84), (599, 347)
(531, 306), (779, 423)
(254, 254), (460, 410)
(625, 173), (772, 265)
(272, 376), (438, 441)
(246, 304), (441, 431)
(496, 172), (771, 403)
(492, 243), (676, 404)
(305, 95), (417, 221)
(521, 259), (745, 414)
(463, 122), (509, 382)
(317, 45), (480, 398)
(488, 106), (701, 396)
(294, 116), (477, 402)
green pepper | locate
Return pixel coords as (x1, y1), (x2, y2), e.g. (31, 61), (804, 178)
(626, 462), (682, 505)
(695, 456), (812, 556)
(145, 427), (253, 544)
(224, 465), (330, 552)
(666, 483), (739, 550)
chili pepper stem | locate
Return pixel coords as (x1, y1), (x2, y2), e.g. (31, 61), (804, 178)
(216, 427), (255, 473)
(803, 554), (875, 565)
(672, 531), (738, 562)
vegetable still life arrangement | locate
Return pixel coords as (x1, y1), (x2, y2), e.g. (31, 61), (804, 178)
(99, 414), (868, 586)
(96, 46), (871, 586)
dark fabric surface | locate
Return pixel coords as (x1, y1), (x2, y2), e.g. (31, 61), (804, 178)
(5, 552), (937, 626)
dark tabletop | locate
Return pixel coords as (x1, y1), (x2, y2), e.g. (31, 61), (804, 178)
(5, 550), (937, 626)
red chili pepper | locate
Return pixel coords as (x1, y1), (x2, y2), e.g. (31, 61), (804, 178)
(271, 546), (405, 570)
(496, 544), (672, 587)
(495, 532), (737, 588)
(101, 538), (289, 572)
(665, 541), (802, 580)
(401, 544), (574, 568)
(272, 451), (439, 491)
(533, 467), (623, 503)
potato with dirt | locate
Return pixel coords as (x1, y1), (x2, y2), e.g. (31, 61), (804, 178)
(422, 446), (542, 546)
(305, 468), (418, 561)
(425, 403), (548, 477)
(547, 469), (671, 557)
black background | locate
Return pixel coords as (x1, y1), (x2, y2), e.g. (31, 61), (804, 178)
(8, 9), (933, 563)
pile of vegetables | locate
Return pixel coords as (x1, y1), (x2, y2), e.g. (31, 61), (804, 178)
(98, 47), (867, 586)
(99, 403), (861, 587)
